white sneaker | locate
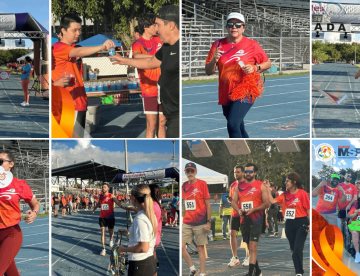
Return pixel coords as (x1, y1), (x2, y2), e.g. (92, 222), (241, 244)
(242, 256), (249, 266)
(100, 248), (106, 256)
(20, 101), (26, 107)
(109, 240), (114, 247)
(355, 252), (360, 263)
(228, 256), (240, 267)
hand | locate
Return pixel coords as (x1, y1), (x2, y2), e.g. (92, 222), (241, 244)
(238, 209), (245, 216)
(53, 76), (71, 87)
(242, 64), (255, 74)
(203, 222), (211, 232)
(24, 210), (37, 224)
(213, 48), (222, 63)
(319, 180), (327, 187)
(102, 39), (116, 51)
(246, 208), (255, 216)
(117, 245), (126, 254)
(109, 54), (127, 65)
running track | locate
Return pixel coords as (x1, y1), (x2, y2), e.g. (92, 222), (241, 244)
(312, 63), (360, 137)
(182, 74), (310, 138)
(52, 209), (179, 276)
(15, 217), (49, 275)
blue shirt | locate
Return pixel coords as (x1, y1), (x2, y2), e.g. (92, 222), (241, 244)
(21, 64), (31, 80)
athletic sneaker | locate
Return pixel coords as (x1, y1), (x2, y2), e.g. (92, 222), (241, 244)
(245, 271), (262, 276)
(189, 269), (197, 276)
(109, 239), (114, 247)
(20, 102), (29, 107)
(228, 256), (240, 267)
(355, 252), (360, 263)
(296, 274), (303, 276)
(242, 256), (249, 266)
(100, 248), (106, 256)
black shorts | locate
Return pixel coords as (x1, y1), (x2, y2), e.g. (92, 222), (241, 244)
(338, 209), (347, 219)
(99, 217), (115, 229)
(230, 216), (241, 231)
(128, 255), (156, 276)
(240, 217), (262, 244)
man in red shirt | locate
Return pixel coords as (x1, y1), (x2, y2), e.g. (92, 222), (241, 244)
(132, 14), (165, 138)
(52, 13), (115, 137)
(182, 162), (211, 276)
(232, 163), (269, 276)
(337, 173), (357, 226)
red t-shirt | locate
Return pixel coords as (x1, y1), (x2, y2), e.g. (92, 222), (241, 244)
(337, 182), (357, 210)
(315, 185), (342, 214)
(229, 181), (240, 217)
(237, 180), (264, 223)
(99, 193), (114, 219)
(275, 189), (309, 219)
(0, 178), (34, 229)
(52, 42), (87, 112)
(182, 179), (210, 226)
(132, 36), (162, 97)
(348, 206), (360, 222)
(206, 37), (268, 105)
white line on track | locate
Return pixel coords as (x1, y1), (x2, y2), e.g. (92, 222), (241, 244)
(15, 255), (49, 264)
(23, 241), (49, 247)
(160, 241), (179, 276)
(23, 232), (49, 237)
(22, 223), (49, 229)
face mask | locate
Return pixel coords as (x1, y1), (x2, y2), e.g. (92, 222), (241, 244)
(0, 166), (13, 188)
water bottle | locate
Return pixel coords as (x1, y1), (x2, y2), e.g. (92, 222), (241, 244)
(108, 48), (116, 56)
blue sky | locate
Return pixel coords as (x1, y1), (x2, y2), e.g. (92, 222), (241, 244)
(52, 140), (179, 172)
(312, 139), (360, 176)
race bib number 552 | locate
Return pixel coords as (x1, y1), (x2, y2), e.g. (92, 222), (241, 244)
(101, 204), (109, 210)
(284, 208), (296, 219)
(324, 193), (335, 202)
(185, 200), (196, 211)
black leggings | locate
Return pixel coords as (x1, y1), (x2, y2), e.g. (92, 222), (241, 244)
(222, 100), (253, 138)
(285, 217), (308, 275)
(128, 255), (156, 276)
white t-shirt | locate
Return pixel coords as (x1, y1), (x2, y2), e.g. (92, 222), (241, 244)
(128, 210), (155, 261)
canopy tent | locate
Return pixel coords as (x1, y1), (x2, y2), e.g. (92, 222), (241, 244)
(77, 34), (122, 47)
(17, 52), (34, 62)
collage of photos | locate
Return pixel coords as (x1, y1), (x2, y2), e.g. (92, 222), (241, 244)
(1, 0), (360, 275)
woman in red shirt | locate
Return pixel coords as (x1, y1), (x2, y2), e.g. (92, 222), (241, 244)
(0, 151), (40, 276)
(269, 172), (309, 276)
(205, 12), (271, 138)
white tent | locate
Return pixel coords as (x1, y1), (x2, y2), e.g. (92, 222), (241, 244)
(182, 158), (228, 187)
(16, 52), (34, 62)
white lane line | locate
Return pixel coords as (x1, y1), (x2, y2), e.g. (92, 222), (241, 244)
(52, 234), (90, 266)
(23, 232), (49, 237)
(160, 241), (179, 276)
(22, 223), (49, 229)
(23, 241), (49, 247)
(15, 255), (49, 264)
(293, 132), (310, 137)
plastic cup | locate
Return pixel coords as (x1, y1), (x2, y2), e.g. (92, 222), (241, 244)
(108, 48), (116, 56)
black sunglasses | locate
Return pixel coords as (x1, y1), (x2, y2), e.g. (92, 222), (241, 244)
(226, 22), (244, 29)
(244, 170), (254, 174)
(0, 158), (12, 166)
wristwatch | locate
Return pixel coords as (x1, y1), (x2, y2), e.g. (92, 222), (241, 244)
(257, 65), (261, 72)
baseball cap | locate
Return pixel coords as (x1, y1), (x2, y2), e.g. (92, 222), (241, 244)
(157, 5), (179, 25)
(330, 173), (340, 180)
(226, 12), (245, 23)
(185, 162), (197, 170)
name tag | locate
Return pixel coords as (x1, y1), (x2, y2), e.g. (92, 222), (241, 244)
(284, 208), (296, 219)
(241, 201), (253, 211)
(346, 194), (352, 201)
(324, 193), (335, 202)
(101, 204), (109, 210)
(185, 200), (196, 211)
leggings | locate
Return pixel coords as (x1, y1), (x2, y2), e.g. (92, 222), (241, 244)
(285, 217), (308, 275)
(128, 255), (156, 276)
(222, 100), (253, 138)
(0, 225), (23, 276)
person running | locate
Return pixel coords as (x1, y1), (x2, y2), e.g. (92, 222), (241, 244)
(205, 12), (271, 138)
(19, 56), (32, 107)
(52, 13), (115, 137)
(337, 173), (358, 228)
(313, 173), (346, 225)
(231, 163), (269, 276)
(0, 151), (40, 276)
(132, 14), (166, 138)
(182, 162), (211, 276)
(269, 172), (309, 276)
(219, 186), (232, 240)
(110, 5), (179, 137)
(228, 165), (250, 267)
(117, 184), (157, 276)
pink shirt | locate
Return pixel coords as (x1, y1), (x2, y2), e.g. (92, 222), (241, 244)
(154, 201), (162, 247)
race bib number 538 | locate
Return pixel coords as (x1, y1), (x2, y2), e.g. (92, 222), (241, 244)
(185, 200), (196, 211)
(324, 193), (335, 202)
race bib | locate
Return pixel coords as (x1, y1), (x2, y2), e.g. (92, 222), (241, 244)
(101, 204), (109, 210)
(284, 208), (296, 219)
(346, 194), (352, 201)
(241, 201), (253, 211)
(324, 193), (335, 202)
(185, 200), (196, 211)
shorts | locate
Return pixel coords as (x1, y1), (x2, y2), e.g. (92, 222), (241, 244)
(338, 209), (347, 219)
(230, 216), (241, 231)
(182, 223), (209, 246)
(142, 96), (163, 115)
(99, 217), (115, 229)
(240, 217), (262, 244)
(128, 255), (156, 276)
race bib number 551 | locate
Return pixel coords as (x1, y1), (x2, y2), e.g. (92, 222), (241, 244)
(185, 200), (196, 211)
(241, 201), (253, 211)
(324, 193), (335, 202)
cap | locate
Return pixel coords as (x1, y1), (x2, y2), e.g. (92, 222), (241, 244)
(185, 162), (197, 170)
(330, 173), (340, 180)
(226, 12), (245, 23)
(157, 5), (179, 25)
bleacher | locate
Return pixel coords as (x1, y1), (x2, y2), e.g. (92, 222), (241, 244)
(182, 0), (310, 77)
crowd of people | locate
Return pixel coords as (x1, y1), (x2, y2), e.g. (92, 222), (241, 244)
(182, 162), (309, 276)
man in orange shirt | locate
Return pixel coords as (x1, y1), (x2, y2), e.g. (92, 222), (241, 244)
(52, 13), (115, 137)
(132, 14), (165, 138)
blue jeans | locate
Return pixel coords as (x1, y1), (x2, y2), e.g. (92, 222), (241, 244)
(222, 215), (231, 238)
(222, 100), (253, 138)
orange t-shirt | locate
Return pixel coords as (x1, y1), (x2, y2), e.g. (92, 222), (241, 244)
(315, 185), (342, 214)
(61, 196), (67, 206)
(275, 189), (309, 219)
(205, 37), (268, 105)
(132, 36), (162, 97)
(52, 42), (87, 112)
(99, 193), (114, 219)
(0, 178), (34, 229)
(182, 179), (210, 226)
(229, 180), (240, 217)
(237, 180), (264, 223)
(337, 182), (357, 210)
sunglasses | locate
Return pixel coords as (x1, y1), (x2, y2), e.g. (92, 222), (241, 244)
(0, 158), (11, 166)
(226, 22), (244, 29)
(244, 170), (254, 174)
(185, 169), (195, 174)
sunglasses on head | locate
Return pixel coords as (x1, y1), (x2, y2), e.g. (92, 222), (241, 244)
(0, 158), (11, 166)
(244, 170), (254, 174)
(226, 22), (244, 29)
